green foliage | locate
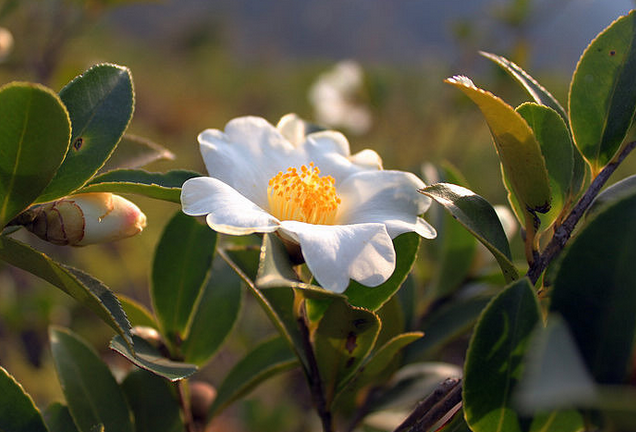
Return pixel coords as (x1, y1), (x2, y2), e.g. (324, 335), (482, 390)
(44, 403), (80, 432)
(0, 82), (70, 229)
(0, 366), (48, 432)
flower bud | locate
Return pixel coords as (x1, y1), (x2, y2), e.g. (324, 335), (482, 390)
(25, 193), (146, 246)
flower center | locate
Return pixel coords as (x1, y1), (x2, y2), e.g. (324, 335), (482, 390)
(267, 162), (341, 225)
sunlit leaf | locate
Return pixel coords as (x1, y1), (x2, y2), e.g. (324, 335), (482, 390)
(463, 278), (541, 432)
(110, 335), (197, 381)
(569, 10), (636, 174)
(445, 75), (551, 214)
(151, 211), (217, 348)
(50, 327), (134, 432)
(420, 183), (518, 282)
(208, 336), (298, 418)
(0, 82), (70, 229)
(78, 169), (200, 203)
(38, 64), (134, 202)
(529, 411), (585, 432)
(100, 134), (175, 172)
(0, 235), (132, 346)
(0, 366), (48, 432)
(480, 51), (568, 122)
(550, 191), (636, 385)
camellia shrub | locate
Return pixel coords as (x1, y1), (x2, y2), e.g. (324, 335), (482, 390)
(1, 9), (636, 432)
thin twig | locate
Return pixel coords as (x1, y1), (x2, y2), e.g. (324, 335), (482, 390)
(527, 140), (636, 284)
(175, 380), (196, 432)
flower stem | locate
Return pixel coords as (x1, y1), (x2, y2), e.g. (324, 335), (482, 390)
(175, 380), (196, 432)
(526, 140), (636, 284)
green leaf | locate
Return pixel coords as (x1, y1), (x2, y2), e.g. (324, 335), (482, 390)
(121, 369), (184, 432)
(49, 326), (134, 432)
(445, 75), (551, 214)
(0, 235), (132, 346)
(79, 169), (200, 203)
(208, 336), (298, 418)
(420, 183), (518, 282)
(0, 82), (70, 228)
(100, 134), (175, 172)
(550, 191), (636, 385)
(587, 174), (636, 219)
(44, 403), (80, 432)
(516, 103), (574, 229)
(118, 294), (157, 329)
(38, 64), (135, 202)
(529, 411), (584, 432)
(110, 335), (197, 381)
(181, 256), (242, 366)
(569, 10), (636, 174)
(463, 278), (541, 432)
(344, 232), (421, 311)
(0, 365), (48, 432)
(313, 299), (380, 406)
(480, 51), (568, 123)
(151, 211), (217, 346)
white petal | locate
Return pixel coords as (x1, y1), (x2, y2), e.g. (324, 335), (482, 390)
(276, 113), (307, 146)
(181, 177), (279, 235)
(198, 116), (304, 207)
(337, 170), (436, 239)
(280, 221), (396, 293)
(348, 149), (382, 170)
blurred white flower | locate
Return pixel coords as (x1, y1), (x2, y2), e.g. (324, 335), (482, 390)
(181, 114), (436, 293)
(0, 27), (13, 63)
(308, 60), (372, 135)
(26, 193), (147, 246)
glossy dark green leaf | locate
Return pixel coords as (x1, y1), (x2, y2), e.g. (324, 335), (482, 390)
(44, 403), (80, 432)
(420, 183), (518, 282)
(516, 102), (574, 229)
(0, 82), (70, 228)
(151, 211), (217, 346)
(181, 256), (242, 366)
(38, 64), (134, 202)
(100, 134), (174, 172)
(208, 336), (298, 418)
(550, 192), (636, 384)
(0, 235), (132, 346)
(463, 278), (541, 432)
(110, 335), (197, 381)
(446, 75), (551, 214)
(79, 169), (200, 203)
(255, 232), (312, 289)
(569, 10), (636, 174)
(481, 51), (568, 122)
(121, 369), (184, 432)
(587, 174), (636, 219)
(0, 365), (48, 432)
(313, 299), (380, 406)
(49, 327), (134, 432)
(344, 232), (421, 311)
(118, 294), (157, 329)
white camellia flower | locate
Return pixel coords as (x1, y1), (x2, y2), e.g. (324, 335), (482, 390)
(181, 114), (436, 293)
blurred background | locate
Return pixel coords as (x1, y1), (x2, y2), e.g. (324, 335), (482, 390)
(0, 0), (634, 430)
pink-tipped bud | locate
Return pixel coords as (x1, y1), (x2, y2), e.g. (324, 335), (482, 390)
(26, 193), (147, 246)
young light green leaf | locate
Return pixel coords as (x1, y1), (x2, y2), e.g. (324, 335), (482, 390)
(99, 134), (175, 172)
(445, 75), (551, 215)
(181, 256), (242, 366)
(121, 370), (184, 432)
(0, 235), (132, 346)
(420, 183), (518, 282)
(463, 278), (541, 432)
(110, 335), (197, 381)
(550, 191), (636, 385)
(516, 103), (574, 229)
(78, 169), (200, 203)
(569, 10), (636, 174)
(0, 82), (70, 229)
(38, 64), (135, 202)
(344, 232), (421, 311)
(151, 211), (217, 347)
(49, 327), (134, 432)
(313, 299), (380, 406)
(0, 365), (48, 432)
(208, 336), (298, 418)
(44, 403), (80, 432)
(480, 51), (568, 123)
(529, 411), (585, 432)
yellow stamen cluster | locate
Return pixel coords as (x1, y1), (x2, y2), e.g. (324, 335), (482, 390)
(267, 162), (341, 225)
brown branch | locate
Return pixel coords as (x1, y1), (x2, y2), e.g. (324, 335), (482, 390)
(527, 140), (636, 284)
